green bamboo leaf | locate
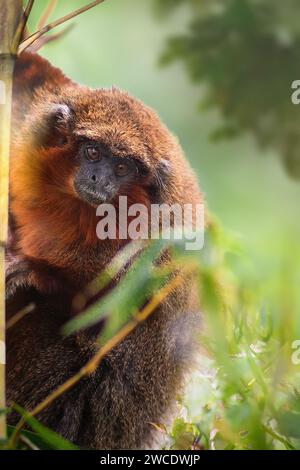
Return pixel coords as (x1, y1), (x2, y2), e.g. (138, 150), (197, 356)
(14, 405), (78, 450)
(7, 425), (52, 450)
(63, 236), (188, 336)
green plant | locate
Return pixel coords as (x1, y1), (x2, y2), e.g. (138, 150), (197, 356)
(155, 0), (300, 179)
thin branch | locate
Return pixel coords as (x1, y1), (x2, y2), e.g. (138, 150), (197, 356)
(12, 0), (35, 52)
(24, 0), (35, 17)
(19, 434), (39, 450)
(27, 24), (74, 53)
(19, 0), (106, 54)
(37, 0), (57, 30)
(6, 303), (35, 330)
(262, 424), (296, 450)
(21, 24), (30, 43)
(9, 269), (188, 448)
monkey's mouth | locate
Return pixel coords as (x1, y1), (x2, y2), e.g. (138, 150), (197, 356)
(74, 182), (111, 206)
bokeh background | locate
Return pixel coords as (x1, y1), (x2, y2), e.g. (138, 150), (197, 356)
(25, 0), (300, 449)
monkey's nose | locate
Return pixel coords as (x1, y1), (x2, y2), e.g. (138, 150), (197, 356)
(90, 175), (111, 191)
(91, 174), (97, 183)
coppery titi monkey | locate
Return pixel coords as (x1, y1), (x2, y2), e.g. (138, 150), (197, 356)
(5, 52), (202, 449)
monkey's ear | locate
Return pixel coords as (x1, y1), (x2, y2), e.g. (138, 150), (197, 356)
(152, 159), (172, 197)
(33, 103), (74, 148)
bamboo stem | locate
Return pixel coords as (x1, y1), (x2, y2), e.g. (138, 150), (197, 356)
(0, 0), (23, 440)
(0, 58), (14, 432)
(11, 0), (35, 51)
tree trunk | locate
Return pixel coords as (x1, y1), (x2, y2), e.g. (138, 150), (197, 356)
(0, 0), (23, 439)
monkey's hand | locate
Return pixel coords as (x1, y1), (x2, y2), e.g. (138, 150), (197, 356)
(5, 252), (61, 300)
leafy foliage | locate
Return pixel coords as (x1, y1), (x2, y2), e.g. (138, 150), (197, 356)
(163, 220), (300, 450)
(155, 0), (300, 179)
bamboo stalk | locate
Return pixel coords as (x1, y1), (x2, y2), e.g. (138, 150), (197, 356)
(11, 0), (35, 51)
(0, 0), (23, 439)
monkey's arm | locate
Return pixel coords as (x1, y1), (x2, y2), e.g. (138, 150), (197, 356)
(6, 221), (63, 299)
(5, 254), (63, 300)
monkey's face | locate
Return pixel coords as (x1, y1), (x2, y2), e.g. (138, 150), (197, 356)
(73, 141), (142, 206)
(19, 87), (177, 210)
(12, 86), (183, 233)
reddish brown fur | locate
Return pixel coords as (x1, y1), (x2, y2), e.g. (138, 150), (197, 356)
(6, 52), (202, 449)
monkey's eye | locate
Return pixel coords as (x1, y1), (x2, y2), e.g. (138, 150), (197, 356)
(85, 145), (101, 162)
(115, 162), (129, 177)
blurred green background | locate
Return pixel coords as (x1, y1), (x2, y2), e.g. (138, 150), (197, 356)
(24, 0), (300, 449)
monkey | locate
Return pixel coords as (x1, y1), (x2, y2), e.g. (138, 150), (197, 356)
(6, 51), (203, 449)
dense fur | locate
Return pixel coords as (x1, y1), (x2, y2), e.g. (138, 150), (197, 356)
(6, 53), (202, 449)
